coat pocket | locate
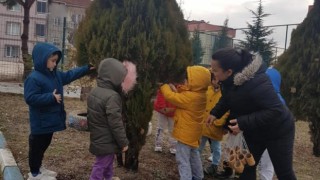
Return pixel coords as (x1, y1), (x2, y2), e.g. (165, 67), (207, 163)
(39, 106), (63, 128)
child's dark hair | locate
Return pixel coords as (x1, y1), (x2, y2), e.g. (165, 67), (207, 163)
(50, 51), (62, 60)
(211, 48), (253, 73)
(210, 72), (215, 81)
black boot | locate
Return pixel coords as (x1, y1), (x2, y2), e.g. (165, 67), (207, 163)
(214, 161), (233, 179)
(204, 164), (218, 176)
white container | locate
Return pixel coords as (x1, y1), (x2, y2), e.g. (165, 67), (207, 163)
(147, 122), (152, 136)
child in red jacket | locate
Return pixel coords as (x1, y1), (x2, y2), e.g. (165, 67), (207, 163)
(153, 90), (177, 154)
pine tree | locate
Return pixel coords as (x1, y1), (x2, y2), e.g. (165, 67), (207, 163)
(277, 0), (320, 156)
(74, 0), (192, 170)
(213, 18), (232, 53)
(240, 0), (275, 65)
(191, 29), (204, 65)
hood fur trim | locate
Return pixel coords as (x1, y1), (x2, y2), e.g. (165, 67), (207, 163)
(121, 61), (137, 94)
(233, 54), (263, 86)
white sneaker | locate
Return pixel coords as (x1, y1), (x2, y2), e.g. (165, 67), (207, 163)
(154, 146), (162, 152)
(27, 173), (57, 180)
(40, 167), (58, 177)
(207, 155), (213, 162)
(169, 148), (176, 154)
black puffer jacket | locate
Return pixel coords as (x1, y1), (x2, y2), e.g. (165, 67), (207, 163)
(87, 58), (129, 156)
(210, 55), (294, 142)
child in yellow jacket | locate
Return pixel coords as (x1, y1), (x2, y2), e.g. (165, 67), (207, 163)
(199, 72), (229, 177)
(161, 66), (211, 180)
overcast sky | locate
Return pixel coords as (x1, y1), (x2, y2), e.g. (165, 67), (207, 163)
(178, 0), (313, 53)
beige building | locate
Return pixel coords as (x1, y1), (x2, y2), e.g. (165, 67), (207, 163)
(0, 0), (91, 80)
(0, 1), (48, 80)
(0, 1), (48, 62)
(187, 20), (236, 65)
(47, 0), (92, 49)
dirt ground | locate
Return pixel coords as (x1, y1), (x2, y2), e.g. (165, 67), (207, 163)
(0, 92), (320, 180)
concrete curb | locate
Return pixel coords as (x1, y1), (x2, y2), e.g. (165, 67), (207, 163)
(0, 131), (24, 180)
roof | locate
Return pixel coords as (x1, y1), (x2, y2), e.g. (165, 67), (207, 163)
(52, 0), (93, 8)
(187, 20), (236, 38)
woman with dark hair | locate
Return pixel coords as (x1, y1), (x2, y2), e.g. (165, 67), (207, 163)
(207, 48), (296, 180)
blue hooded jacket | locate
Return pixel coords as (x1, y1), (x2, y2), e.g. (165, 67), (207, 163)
(24, 42), (89, 134)
(266, 67), (286, 105)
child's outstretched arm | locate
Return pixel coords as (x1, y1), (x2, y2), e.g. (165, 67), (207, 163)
(160, 84), (191, 109)
(60, 65), (94, 85)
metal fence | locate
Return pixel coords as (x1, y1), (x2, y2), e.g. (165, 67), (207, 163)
(0, 10), (299, 81)
(199, 23), (299, 66)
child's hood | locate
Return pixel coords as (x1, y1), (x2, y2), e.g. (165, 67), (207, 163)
(266, 67), (281, 93)
(186, 66), (211, 92)
(32, 42), (62, 74)
(97, 58), (127, 89)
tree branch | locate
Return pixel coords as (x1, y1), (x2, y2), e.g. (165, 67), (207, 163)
(27, 0), (36, 8)
(14, 0), (24, 6)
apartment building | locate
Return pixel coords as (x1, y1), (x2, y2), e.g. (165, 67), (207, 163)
(0, 0), (91, 80)
(47, 0), (92, 48)
(187, 20), (236, 65)
(0, 1), (48, 62)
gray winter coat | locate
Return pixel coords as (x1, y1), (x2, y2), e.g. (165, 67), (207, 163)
(87, 58), (129, 156)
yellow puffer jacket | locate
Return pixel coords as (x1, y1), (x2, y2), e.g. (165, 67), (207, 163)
(202, 86), (229, 141)
(161, 66), (211, 148)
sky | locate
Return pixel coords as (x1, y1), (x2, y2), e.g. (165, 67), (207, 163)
(177, 0), (313, 54)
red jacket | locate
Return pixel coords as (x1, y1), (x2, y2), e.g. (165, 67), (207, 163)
(153, 90), (176, 117)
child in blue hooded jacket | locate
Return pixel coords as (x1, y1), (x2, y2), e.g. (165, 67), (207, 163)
(24, 42), (94, 180)
(258, 66), (286, 180)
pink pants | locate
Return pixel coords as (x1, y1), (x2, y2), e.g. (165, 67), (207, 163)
(90, 154), (115, 180)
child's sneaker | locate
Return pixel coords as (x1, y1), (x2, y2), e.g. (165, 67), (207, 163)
(27, 173), (57, 180)
(40, 167), (57, 177)
(169, 148), (176, 154)
(154, 146), (162, 152)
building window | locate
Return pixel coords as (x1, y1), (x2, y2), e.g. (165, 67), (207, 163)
(52, 38), (60, 46)
(5, 45), (20, 58)
(6, 22), (20, 36)
(8, 3), (21, 11)
(36, 24), (45, 36)
(53, 17), (61, 26)
(37, 0), (47, 14)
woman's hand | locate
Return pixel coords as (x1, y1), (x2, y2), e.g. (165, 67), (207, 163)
(228, 119), (241, 135)
(206, 115), (217, 126)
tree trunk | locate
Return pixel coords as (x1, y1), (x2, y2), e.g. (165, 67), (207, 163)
(124, 128), (142, 172)
(21, 0), (34, 80)
(309, 116), (320, 157)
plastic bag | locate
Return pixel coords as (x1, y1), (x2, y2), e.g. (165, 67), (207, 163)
(222, 132), (255, 174)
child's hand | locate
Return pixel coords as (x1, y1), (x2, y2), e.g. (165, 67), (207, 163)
(122, 146), (128, 152)
(53, 89), (62, 103)
(157, 82), (164, 87)
(168, 83), (177, 92)
(88, 64), (96, 70)
(165, 107), (175, 113)
(206, 115), (217, 126)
